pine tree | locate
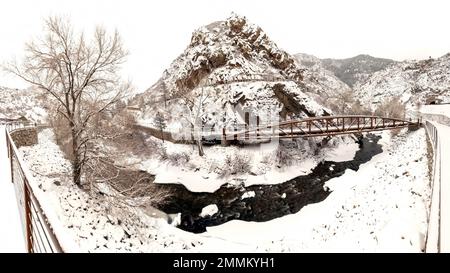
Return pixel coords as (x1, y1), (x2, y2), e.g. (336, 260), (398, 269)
(154, 112), (167, 143)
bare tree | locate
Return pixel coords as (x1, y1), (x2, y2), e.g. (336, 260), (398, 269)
(179, 88), (209, 156)
(4, 16), (131, 187)
(374, 96), (406, 119)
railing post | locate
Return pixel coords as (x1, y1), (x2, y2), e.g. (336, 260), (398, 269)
(245, 112), (249, 141)
(10, 140), (14, 185)
(24, 181), (33, 253)
(221, 127), (228, 146)
(256, 116), (260, 140)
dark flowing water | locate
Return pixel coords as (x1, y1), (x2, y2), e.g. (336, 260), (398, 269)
(156, 134), (383, 233)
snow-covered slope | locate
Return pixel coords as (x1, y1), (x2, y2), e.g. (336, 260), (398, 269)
(132, 14), (331, 129)
(294, 53), (352, 103)
(354, 54), (450, 110)
(0, 86), (49, 123)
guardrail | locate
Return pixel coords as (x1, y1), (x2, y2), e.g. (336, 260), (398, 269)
(424, 121), (441, 252)
(4, 122), (63, 253)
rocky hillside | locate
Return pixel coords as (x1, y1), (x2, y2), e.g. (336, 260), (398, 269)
(133, 14), (331, 130)
(0, 86), (49, 122)
(294, 53), (352, 101)
(322, 54), (395, 87)
(354, 54), (450, 110)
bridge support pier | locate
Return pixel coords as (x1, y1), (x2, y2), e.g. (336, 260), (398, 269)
(221, 127), (229, 146)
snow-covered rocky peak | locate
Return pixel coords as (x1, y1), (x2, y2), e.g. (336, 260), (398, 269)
(161, 13), (306, 95)
(134, 14), (331, 129)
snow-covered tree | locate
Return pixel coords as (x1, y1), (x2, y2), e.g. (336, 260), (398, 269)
(179, 88), (209, 156)
(4, 16), (131, 187)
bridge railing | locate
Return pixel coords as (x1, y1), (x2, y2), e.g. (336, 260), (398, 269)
(224, 115), (420, 140)
(4, 123), (64, 253)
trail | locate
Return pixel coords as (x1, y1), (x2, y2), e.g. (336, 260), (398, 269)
(0, 126), (25, 252)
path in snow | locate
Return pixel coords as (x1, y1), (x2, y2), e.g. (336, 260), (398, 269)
(419, 105), (450, 252)
(0, 126), (26, 252)
(429, 121), (450, 252)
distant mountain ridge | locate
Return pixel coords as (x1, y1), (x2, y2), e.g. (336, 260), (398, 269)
(353, 53), (450, 109)
(295, 53), (450, 109)
(296, 53), (396, 88)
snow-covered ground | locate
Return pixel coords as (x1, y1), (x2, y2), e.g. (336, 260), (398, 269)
(15, 127), (431, 252)
(420, 104), (450, 117)
(17, 129), (257, 252)
(0, 126), (26, 252)
(118, 135), (358, 193)
(206, 129), (431, 252)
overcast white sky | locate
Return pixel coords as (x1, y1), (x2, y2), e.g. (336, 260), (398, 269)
(1, 0), (449, 91)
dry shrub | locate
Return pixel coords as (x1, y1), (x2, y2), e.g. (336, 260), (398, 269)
(374, 97), (406, 119)
(111, 109), (136, 131)
(275, 144), (294, 167)
(390, 128), (403, 137)
(49, 111), (74, 160)
(165, 151), (191, 166)
(349, 100), (372, 115)
(219, 151), (252, 176)
(85, 157), (172, 207)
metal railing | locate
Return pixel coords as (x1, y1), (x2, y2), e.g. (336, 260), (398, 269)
(424, 121), (441, 252)
(4, 122), (63, 253)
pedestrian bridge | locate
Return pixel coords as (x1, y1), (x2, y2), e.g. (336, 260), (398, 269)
(221, 115), (421, 141)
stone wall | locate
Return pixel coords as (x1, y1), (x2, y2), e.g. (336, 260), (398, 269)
(10, 128), (38, 148)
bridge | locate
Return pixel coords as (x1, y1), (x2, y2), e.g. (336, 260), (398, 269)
(220, 115), (421, 142)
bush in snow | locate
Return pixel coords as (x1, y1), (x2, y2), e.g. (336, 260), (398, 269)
(49, 111), (74, 160)
(275, 144), (294, 167)
(218, 151), (252, 176)
(165, 151), (191, 166)
(374, 96), (406, 119)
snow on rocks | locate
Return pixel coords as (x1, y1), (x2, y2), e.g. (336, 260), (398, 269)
(128, 134), (357, 193)
(354, 54), (450, 109)
(200, 204), (219, 217)
(241, 191), (255, 200)
(0, 86), (49, 123)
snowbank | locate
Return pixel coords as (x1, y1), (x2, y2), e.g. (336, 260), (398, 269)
(205, 130), (431, 252)
(125, 135), (358, 193)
